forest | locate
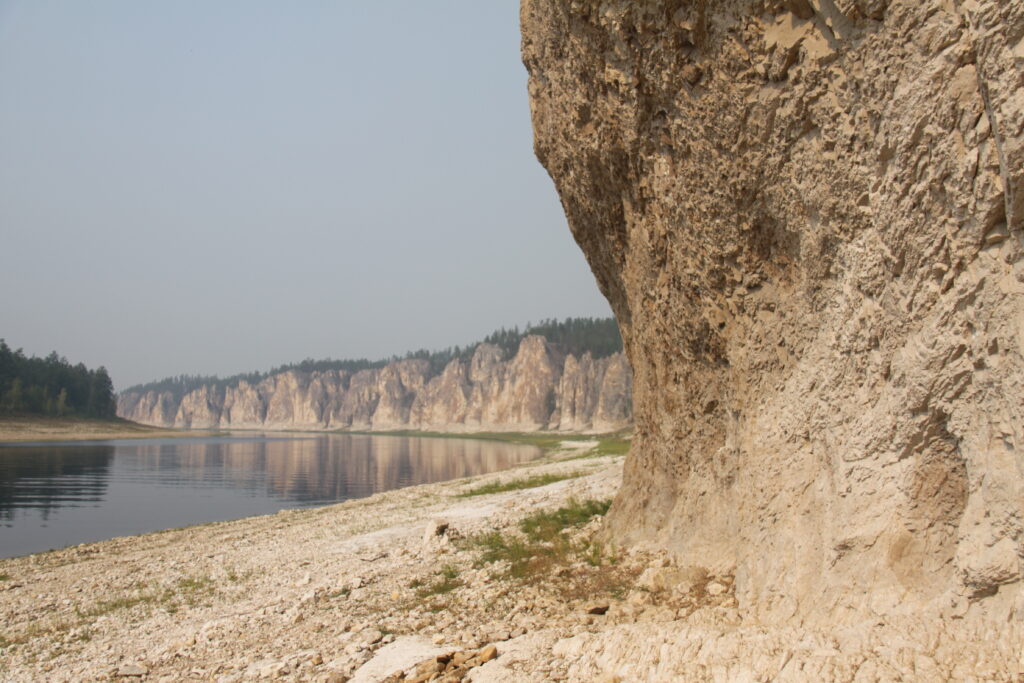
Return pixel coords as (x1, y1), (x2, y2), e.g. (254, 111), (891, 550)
(0, 340), (117, 418)
(124, 317), (623, 402)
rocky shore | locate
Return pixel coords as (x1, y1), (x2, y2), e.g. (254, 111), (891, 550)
(1, 439), (1019, 682)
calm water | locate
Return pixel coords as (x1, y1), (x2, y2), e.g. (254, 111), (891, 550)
(0, 434), (540, 559)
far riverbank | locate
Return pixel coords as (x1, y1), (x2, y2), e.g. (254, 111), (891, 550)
(0, 416), (222, 443)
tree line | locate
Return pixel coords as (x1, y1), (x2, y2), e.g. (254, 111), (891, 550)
(0, 340), (117, 418)
(124, 317), (624, 402)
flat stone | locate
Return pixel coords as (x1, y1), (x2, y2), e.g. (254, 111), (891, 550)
(117, 663), (148, 677)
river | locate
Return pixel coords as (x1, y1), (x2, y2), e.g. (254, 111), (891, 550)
(0, 433), (540, 559)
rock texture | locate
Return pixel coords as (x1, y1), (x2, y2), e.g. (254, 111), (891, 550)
(523, 0), (1024, 623)
(118, 337), (632, 433)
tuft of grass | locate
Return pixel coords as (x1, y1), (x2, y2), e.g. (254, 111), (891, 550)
(473, 531), (536, 578)
(467, 498), (612, 580)
(415, 564), (462, 598)
(74, 575), (215, 621)
(521, 498), (611, 542)
(458, 471), (584, 498)
(0, 573), (11, 581)
(75, 594), (157, 620)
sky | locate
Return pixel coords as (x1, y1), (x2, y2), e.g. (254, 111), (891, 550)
(0, 1), (611, 390)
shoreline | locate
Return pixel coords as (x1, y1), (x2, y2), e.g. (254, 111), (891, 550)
(0, 417), (630, 449)
(0, 417), (224, 444)
(2, 438), (1017, 681)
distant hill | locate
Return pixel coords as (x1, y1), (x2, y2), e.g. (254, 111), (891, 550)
(0, 341), (117, 419)
(123, 317), (623, 404)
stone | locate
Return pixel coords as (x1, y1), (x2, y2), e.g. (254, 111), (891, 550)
(423, 520), (449, 545)
(523, 0), (1024, 627)
(361, 629), (383, 646)
(116, 663), (148, 677)
(706, 582), (727, 597)
(478, 645), (498, 663)
(585, 601), (610, 615)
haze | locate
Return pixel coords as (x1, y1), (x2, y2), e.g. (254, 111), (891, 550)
(0, 1), (611, 389)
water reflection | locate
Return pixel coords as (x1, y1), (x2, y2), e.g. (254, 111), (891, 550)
(0, 445), (114, 521)
(0, 435), (538, 559)
(119, 435), (537, 503)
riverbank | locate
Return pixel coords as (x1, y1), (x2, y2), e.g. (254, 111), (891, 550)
(1, 440), (1018, 681)
(0, 417), (222, 443)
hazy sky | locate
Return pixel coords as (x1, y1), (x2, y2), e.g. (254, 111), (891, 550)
(0, 1), (610, 389)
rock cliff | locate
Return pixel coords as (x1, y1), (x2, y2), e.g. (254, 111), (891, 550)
(118, 337), (632, 433)
(523, 0), (1024, 624)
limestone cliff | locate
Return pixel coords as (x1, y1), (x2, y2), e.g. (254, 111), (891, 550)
(118, 336), (631, 433)
(523, 0), (1024, 624)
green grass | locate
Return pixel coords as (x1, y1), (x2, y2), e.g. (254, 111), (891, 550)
(415, 564), (462, 598)
(74, 575), (215, 621)
(592, 438), (630, 456)
(75, 594), (158, 620)
(0, 574), (11, 582)
(457, 471), (584, 497)
(341, 429), (628, 453)
(521, 498), (611, 541)
(467, 498), (612, 580)
(559, 436), (631, 461)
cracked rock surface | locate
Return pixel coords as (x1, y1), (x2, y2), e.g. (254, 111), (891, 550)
(522, 0), (1024, 630)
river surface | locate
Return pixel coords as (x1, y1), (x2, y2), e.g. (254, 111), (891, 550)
(0, 433), (540, 559)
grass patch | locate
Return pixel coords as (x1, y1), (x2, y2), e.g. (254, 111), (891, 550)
(75, 593), (158, 620)
(592, 438), (630, 456)
(341, 429), (628, 455)
(467, 498), (612, 580)
(458, 471), (584, 498)
(75, 575), (215, 621)
(521, 498), (610, 540)
(415, 564), (462, 598)
(0, 573), (11, 582)
(561, 436), (631, 461)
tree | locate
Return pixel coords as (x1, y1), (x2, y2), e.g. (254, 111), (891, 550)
(5, 378), (23, 413)
(56, 388), (69, 417)
(87, 367), (116, 418)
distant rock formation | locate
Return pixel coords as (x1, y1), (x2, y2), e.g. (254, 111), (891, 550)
(523, 0), (1024, 625)
(118, 336), (632, 433)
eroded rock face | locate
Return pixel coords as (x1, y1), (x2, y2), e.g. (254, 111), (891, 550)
(118, 337), (632, 433)
(522, 0), (1024, 621)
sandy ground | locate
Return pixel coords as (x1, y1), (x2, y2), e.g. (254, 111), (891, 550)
(1, 441), (1020, 682)
(0, 417), (220, 443)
